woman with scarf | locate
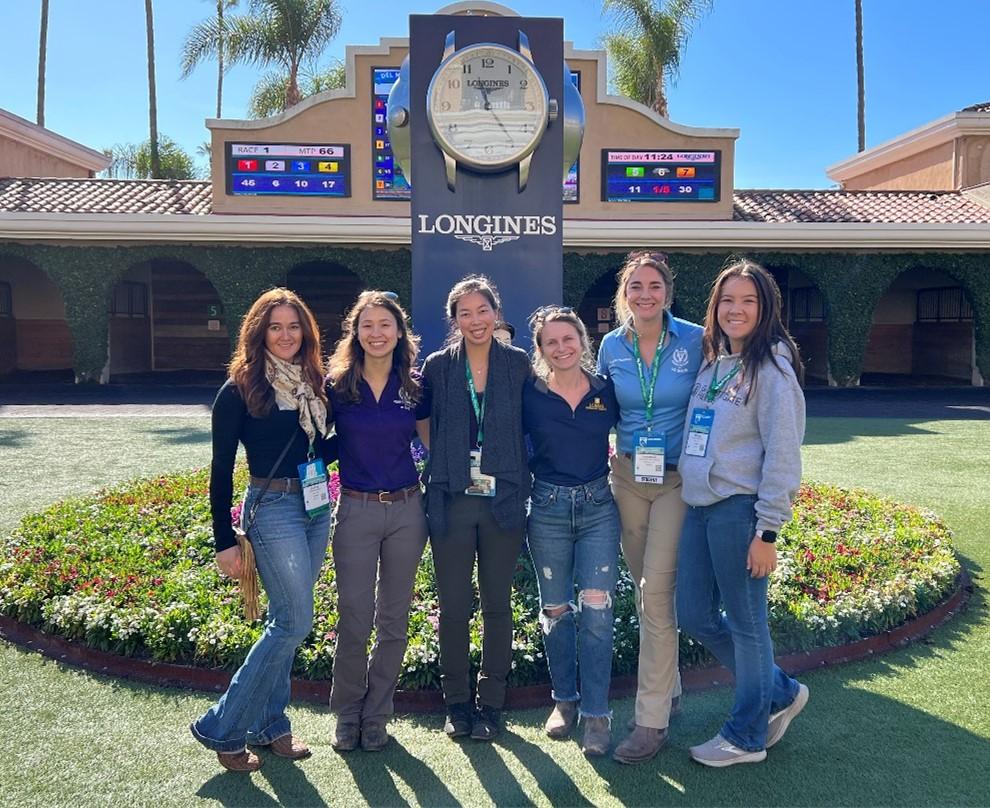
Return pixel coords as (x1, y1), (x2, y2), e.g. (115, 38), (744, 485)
(421, 275), (531, 742)
(191, 288), (334, 772)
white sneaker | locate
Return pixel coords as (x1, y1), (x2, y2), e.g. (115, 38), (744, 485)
(689, 734), (767, 767)
(766, 683), (809, 748)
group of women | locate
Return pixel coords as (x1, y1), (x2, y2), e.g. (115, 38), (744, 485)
(189, 251), (809, 773)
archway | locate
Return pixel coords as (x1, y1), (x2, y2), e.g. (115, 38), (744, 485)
(286, 261), (365, 354)
(0, 254), (73, 381)
(862, 267), (976, 385)
(774, 266), (829, 385)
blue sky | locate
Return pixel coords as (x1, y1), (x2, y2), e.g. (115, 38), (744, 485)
(3, 0), (988, 188)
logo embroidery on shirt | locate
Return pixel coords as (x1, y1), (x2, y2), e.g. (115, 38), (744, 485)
(671, 347), (690, 373)
(585, 397), (608, 412)
(395, 388), (416, 411)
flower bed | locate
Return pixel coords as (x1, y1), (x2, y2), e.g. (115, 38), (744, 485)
(0, 470), (960, 687)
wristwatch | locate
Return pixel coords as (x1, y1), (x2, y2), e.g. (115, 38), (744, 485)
(426, 30), (558, 191)
(758, 530), (778, 544)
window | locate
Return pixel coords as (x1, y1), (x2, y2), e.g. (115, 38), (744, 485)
(0, 282), (11, 317)
(110, 281), (148, 318)
(789, 286), (824, 322)
(917, 287), (973, 322)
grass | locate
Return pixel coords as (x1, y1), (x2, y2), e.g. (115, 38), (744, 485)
(1, 415), (988, 807)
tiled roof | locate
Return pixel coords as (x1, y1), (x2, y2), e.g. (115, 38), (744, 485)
(2, 176), (990, 225)
(0, 177), (211, 215)
(961, 102), (990, 113)
(732, 189), (990, 224)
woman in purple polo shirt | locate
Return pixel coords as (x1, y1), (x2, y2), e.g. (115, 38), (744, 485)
(325, 291), (430, 753)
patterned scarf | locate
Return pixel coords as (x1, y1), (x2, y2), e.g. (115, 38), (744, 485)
(264, 350), (328, 446)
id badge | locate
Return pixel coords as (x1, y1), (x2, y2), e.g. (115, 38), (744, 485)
(465, 449), (496, 497)
(684, 408), (715, 457)
(632, 430), (666, 484)
(297, 458), (331, 516)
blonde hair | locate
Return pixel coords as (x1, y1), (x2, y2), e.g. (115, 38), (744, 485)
(612, 249), (675, 327)
(528, 306), (595, 379)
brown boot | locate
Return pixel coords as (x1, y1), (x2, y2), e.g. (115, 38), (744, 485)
(544, 701), (578, 739)
(581, 716), (611, 757)
(332, 720), (361, 752)
(217, 749), (262, 772)
(612, 725), (668, 764)
(266, 734), (311, 760)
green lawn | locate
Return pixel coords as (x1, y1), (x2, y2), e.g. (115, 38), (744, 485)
(1, 415), (987, 807)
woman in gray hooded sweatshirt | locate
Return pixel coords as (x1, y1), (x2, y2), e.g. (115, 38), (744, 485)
(675, 258), (809, 768)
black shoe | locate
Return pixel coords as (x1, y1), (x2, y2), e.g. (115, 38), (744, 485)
(471, 705), (501, 742)
(444, 702), (473, 738)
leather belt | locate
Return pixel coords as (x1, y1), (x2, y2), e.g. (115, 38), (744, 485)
(249, 476), (301, 493)
(341, 485), (422, 504)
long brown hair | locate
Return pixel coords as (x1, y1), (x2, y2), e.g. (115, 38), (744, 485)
(328, 290), (422, 404)
(612, 249), (675, 329)
(702, 258), (804, 400)
(228, 288), (327, 417)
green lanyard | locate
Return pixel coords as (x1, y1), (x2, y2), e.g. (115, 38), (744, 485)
(632, 320), (667, 429)
(466, 361), (486, 447)
(705, 357), (742, 403)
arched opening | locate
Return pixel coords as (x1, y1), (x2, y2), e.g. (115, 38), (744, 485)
(776, 266), (828, 385)
(0, 255), (73, 382)
(862, 267), (976, 385)
(286, 261), (365, 354)
(110, 259), (229, 383)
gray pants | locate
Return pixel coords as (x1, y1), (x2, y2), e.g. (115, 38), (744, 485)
(329, 491), (428, 722)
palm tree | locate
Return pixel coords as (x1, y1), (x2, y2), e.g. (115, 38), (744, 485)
(856, 0), (866, 152)
(602, 0), (712, 119)
(180, 1), (239, 118)
(145, 0), (161, 178)
(181, 0), (341, 114)
(247, 59), (345, 118)
(37, 0), (49, 126)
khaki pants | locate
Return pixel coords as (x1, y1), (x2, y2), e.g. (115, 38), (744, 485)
(609, 451), (686, 729)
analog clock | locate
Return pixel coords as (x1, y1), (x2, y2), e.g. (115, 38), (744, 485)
(426, 31), (557, 190)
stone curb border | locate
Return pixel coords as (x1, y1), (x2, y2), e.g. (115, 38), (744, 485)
(0, 573), (970, 713)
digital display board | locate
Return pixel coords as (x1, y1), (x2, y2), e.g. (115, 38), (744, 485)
(226, 143), (350, 197)
(601, 150), (720, 203)
(371, 67), (580, 202)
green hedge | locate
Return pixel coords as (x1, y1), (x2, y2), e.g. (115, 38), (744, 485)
(1, 243), (986, 385)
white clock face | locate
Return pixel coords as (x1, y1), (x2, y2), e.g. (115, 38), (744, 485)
(428, 44), (549, 169)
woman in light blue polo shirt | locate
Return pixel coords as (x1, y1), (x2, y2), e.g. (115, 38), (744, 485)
(596, 250), (703, 764)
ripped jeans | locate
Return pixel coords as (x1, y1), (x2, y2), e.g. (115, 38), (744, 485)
(527, 475), (620, 718)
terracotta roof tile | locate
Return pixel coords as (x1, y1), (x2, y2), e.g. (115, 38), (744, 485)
(960, 101), (990, 113)
(0, 177), (211, 216)
(732, 189), (990, 224)
(2, 177), (990, 225)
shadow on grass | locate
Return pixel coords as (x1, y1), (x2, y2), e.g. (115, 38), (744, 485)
(803, 418), (941, 446)
(0, 428), (32, 449)
(340, 739), (459, 807)
(148, 426), (210, 446)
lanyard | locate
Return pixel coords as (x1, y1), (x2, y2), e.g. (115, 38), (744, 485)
(632, 319), (667, 429)
(466, 361), (486, 446)
(705, 357), (742, 403)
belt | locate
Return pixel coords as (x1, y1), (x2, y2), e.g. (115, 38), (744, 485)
(249, 476), (301, 493)
(620, 453), (678, 472)
(340, 484), (421, 504)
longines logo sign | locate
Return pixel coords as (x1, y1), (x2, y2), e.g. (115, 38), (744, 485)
(416, 213), (558, 251)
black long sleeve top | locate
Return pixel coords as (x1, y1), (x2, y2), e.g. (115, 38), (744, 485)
(209, 380), (336, 552)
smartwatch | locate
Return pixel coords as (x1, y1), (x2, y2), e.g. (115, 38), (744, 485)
(758, 530), (778, 544)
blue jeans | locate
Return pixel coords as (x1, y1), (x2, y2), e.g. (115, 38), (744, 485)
(527, 475), (620, 718)
(676, 494), (799, 751)
(191, 485), (330, 753)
